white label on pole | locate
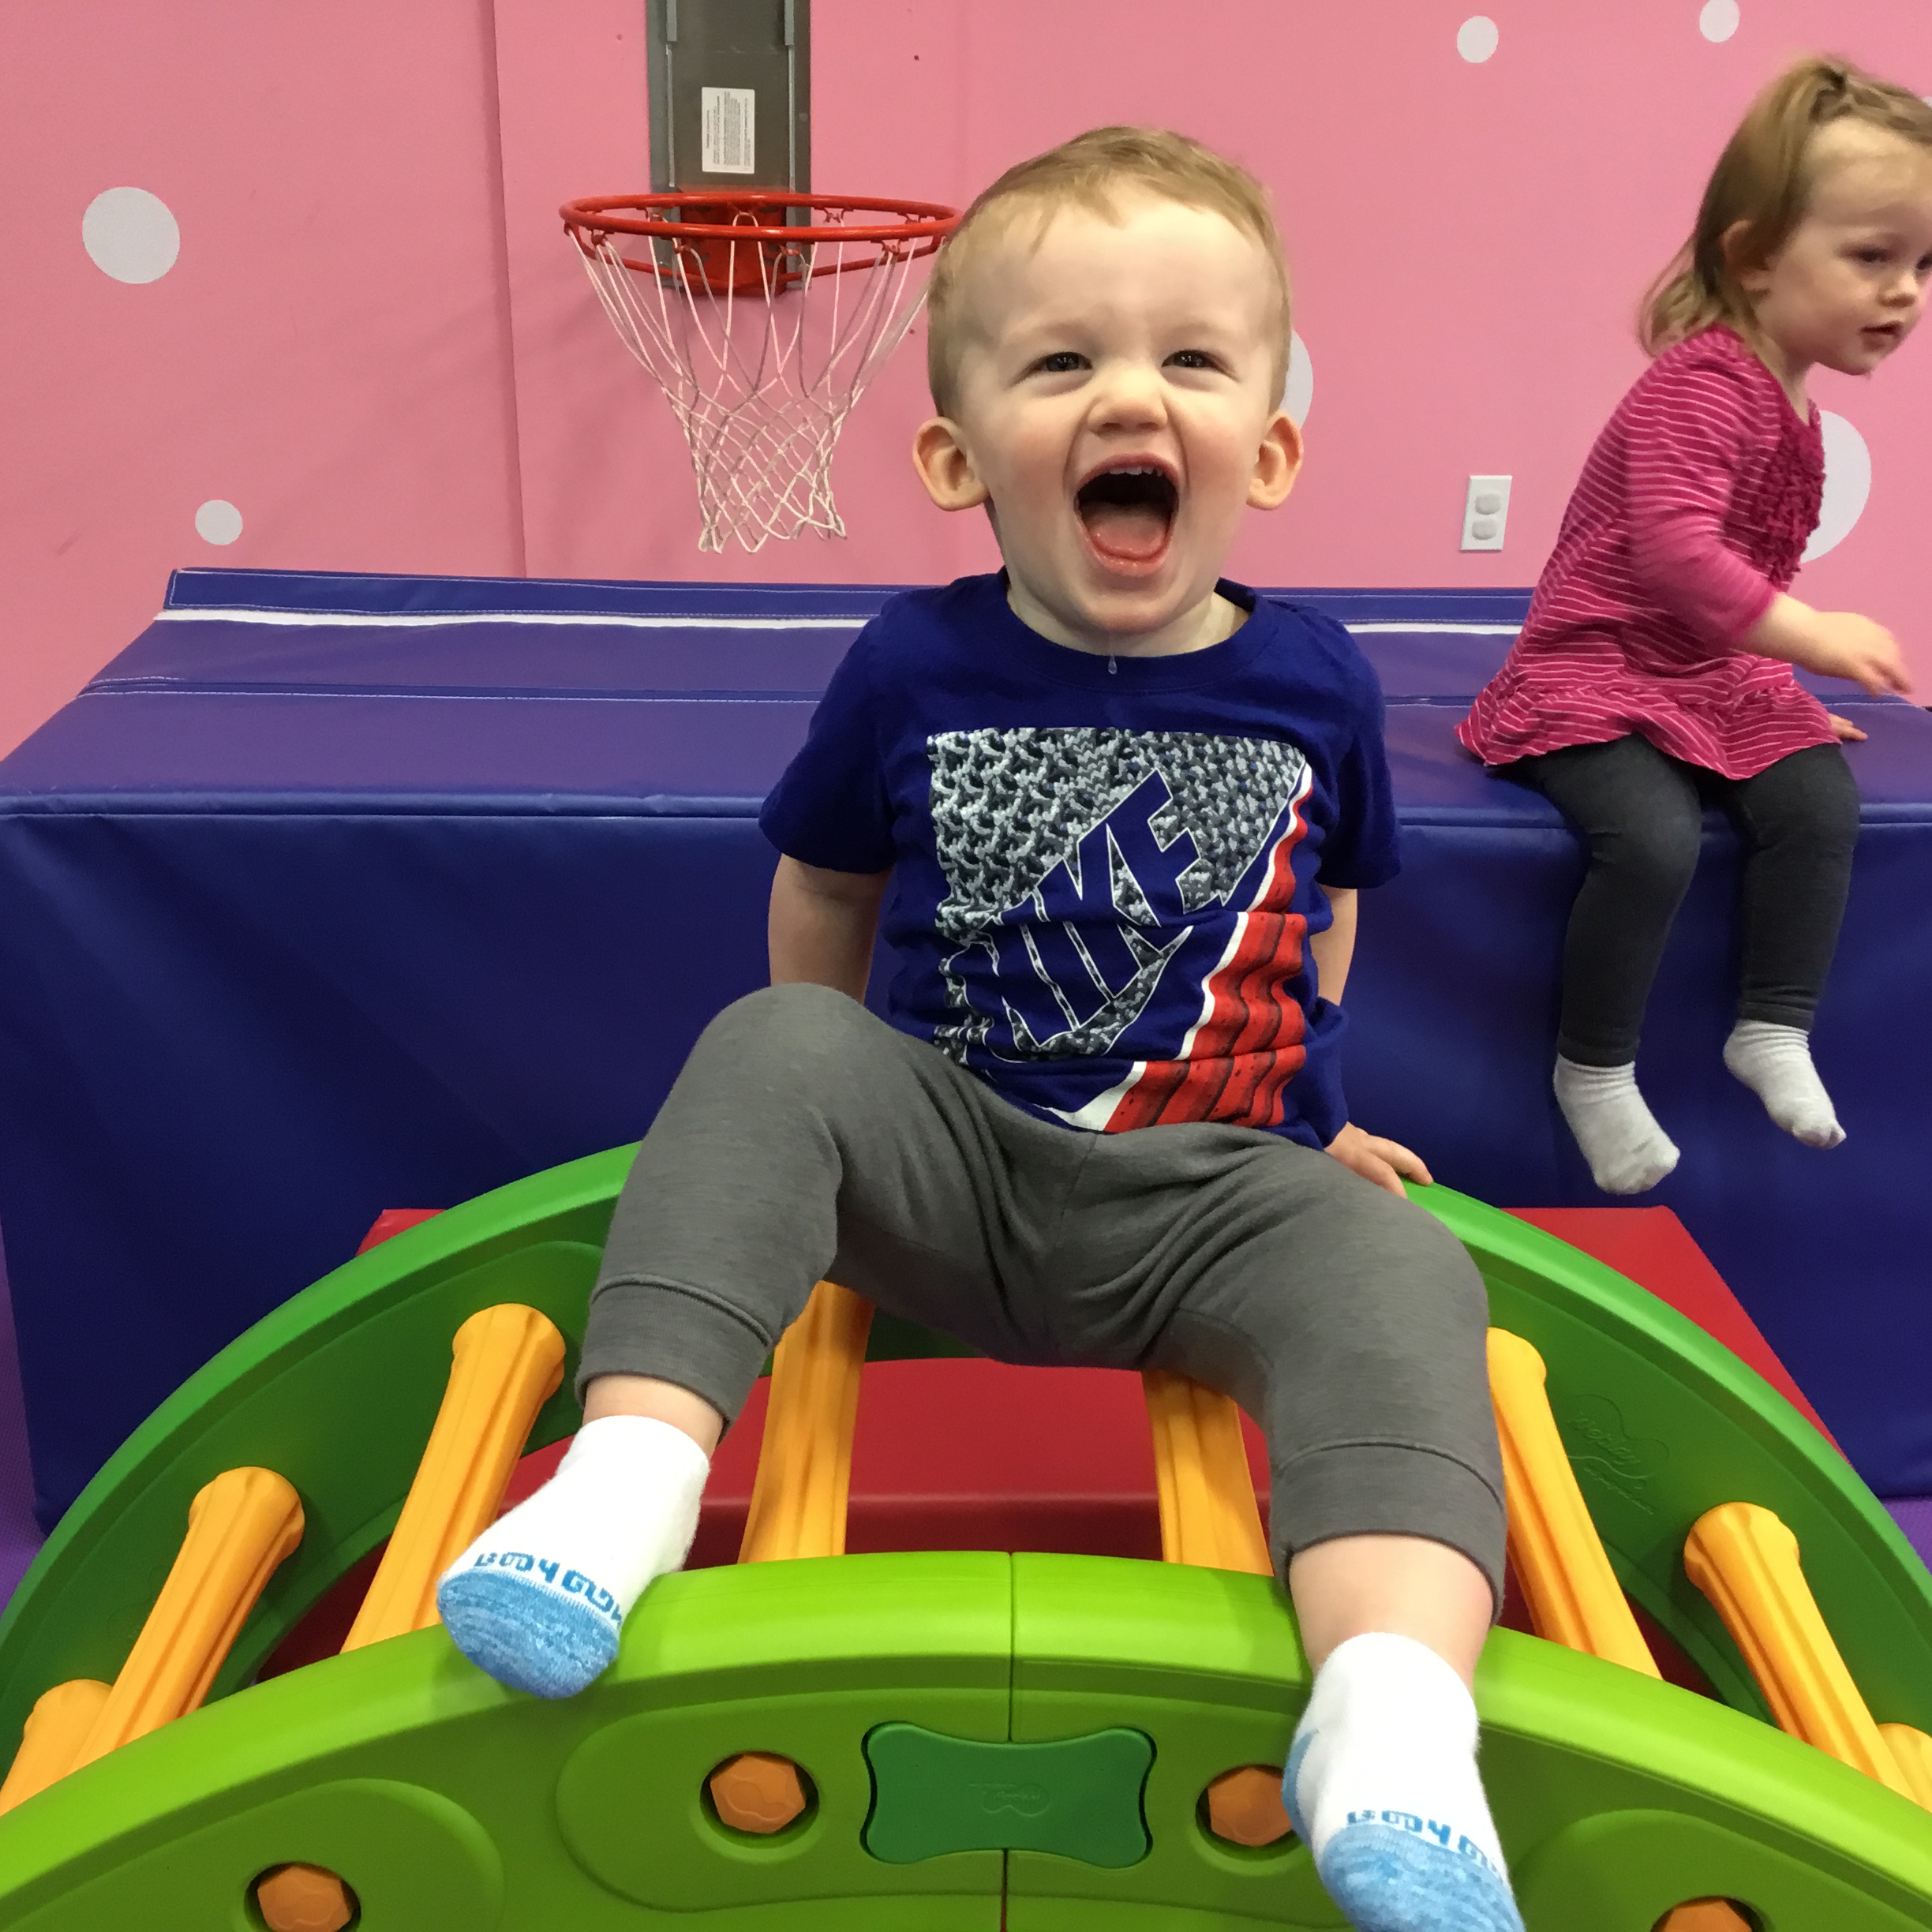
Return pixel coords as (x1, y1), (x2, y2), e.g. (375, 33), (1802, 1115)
(701, 87), (756, 175)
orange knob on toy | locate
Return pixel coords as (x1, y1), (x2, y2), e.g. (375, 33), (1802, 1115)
(1654, 1902), (1755, 1932)
(1486, 1329), (1658, 1676)
(344, 1301), (567, 1651)
(0, 1679), (110, 1815)
(1203, 1764), (1294, 1846)
(69, 1466), (303, 1773)
(1143, 1371), (1271, 1576)
(709, 1751), (810, 1833)
(253, 1863), (356, 1932)
(739, 1281), (872, 1563)
(1684, 1501), (1917, 1802)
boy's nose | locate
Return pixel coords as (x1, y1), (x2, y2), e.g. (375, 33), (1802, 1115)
(1090, 361), (1167, 428)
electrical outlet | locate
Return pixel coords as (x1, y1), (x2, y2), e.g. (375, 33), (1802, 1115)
(1461, 474), (1511, 552)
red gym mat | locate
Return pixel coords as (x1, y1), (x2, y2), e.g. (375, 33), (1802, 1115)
(263, 1201), (1826, 1681)
(402, 1200), (1837, 1560)
(510, 1202), (1833, 1561)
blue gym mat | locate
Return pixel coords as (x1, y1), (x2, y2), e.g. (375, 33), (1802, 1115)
(0, 567), (1926, 1522)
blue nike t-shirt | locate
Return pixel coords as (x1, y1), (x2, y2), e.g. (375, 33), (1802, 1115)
(759, 573), (1398, 1150)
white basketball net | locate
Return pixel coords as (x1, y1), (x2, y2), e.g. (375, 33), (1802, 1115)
(574, 212), (939, 553)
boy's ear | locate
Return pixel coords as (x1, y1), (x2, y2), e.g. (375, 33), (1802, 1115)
(913, 416), (990, 512)
(1247, 409), (1304, 511)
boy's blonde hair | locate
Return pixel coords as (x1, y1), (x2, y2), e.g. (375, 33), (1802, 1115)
(1642, 54), (1932, 353)
(925, 126), (1292, 417)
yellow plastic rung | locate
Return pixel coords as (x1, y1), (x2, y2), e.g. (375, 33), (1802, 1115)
(1878, 1723), (1932, 1810)
(343, 1302), (566, 1651)
(1486, 1328), (1658, 1676)
(69, 1466), (304, 1773)
(739, 1280), (873, 1563)
(1684, 1501), (1917, 1802)
(0, 1679), (110, 1815)
(1142, 1370), (1271, 1577)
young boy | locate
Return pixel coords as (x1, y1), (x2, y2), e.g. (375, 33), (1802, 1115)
(440, 128), (1521, 1932)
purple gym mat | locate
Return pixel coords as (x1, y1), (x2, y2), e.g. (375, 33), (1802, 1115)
(1885, 1497), (1932, 1577)
(0, 1240), (43, 1612)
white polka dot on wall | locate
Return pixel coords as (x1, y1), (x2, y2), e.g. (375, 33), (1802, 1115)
(1698, 0), (1739, 43)
(195, 500), (244, 546)
(1803, 412), (1870, 562)
(81, 188), (180, 284)
(1457, 16), (1499, 62)
(1282, 332), (1314, 429)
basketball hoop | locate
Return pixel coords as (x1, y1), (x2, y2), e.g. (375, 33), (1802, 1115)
(562, 192), (959, 553)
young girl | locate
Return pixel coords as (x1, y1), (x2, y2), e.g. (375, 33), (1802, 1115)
(1460, 57), (1932, 1195)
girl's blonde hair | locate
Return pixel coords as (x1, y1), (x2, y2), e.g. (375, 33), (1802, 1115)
(1642, 55), (1932, 354)
(925, 126), (1291, 417)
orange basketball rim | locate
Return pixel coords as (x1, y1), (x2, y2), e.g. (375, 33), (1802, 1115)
(562, 191), (960, 554)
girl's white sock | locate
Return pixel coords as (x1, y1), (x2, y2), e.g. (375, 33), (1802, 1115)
(1552, 1055), (1679, 1194)
(1286, 1633), (1521, 1931)
(1724, 1020), (1844, 1148)
(436, 1414), (709, 1698)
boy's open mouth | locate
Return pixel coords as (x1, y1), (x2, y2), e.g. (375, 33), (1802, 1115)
(1075, 463), (1178, 567)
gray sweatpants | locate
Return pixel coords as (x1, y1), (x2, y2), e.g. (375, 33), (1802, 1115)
(582, 984), (1506, 1604)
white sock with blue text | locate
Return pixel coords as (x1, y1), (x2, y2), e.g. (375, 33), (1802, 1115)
(1285, 1633), (1522, 1932)
(436, 1414), (708, 1698)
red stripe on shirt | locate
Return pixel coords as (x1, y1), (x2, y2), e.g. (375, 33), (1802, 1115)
(1103, 820), (1310, 1132)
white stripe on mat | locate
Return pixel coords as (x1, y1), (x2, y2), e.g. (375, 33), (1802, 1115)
(157, 608), (867, 631)
(158, 606), (1519, 637)
(1343, 621), (1521, 635)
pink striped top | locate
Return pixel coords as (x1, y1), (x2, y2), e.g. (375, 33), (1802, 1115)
(1458, 326), (1834, 780)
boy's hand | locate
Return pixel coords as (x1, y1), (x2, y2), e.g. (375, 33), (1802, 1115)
(1828, 713), (1868, 743)
(1324, 1123), (1432, 1199)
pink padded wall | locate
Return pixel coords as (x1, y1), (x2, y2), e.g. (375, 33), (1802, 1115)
(0, 2), (525, 753)
(3, 0), (1930, 753)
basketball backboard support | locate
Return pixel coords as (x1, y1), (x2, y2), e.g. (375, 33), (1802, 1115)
(575, 0), (951, 552)
(646, 0), (811, 195)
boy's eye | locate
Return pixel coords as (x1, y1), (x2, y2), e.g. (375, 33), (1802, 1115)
(1032, 350), (1088, 375)
(1166, 349), (1219, 370)
(1854, 247), (1891, 265)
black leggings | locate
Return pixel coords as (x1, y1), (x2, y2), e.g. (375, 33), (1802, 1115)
(1514, 735), (1859, 1068)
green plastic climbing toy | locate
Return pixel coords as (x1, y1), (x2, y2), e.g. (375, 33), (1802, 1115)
(0, 1155), (1927, 1929)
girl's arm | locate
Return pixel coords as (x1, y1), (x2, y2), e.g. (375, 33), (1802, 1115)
(769, 855), (893, 1000)
(1623, 357), (1914, 695)
(1742, 593), (1912, 698)
(1623, 359), (1792, 647)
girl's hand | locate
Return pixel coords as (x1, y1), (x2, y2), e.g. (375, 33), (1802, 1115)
(1324, 1122), (1432, 1199)
(1799, 612), (1913, 698)
(1829, 713), (1869, 743)
(1747, 597), (1914, 698)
